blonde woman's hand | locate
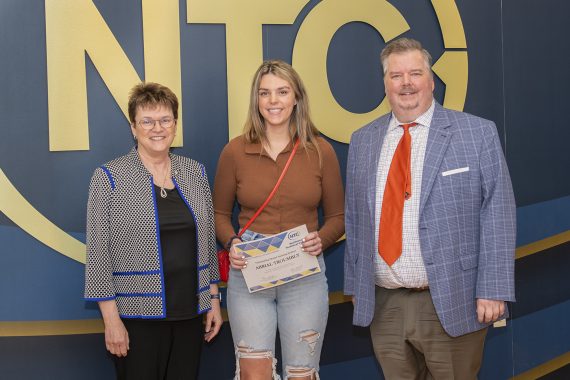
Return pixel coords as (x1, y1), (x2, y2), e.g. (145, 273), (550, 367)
(301, 231), (322, 256)
(228, 238), (247, 269)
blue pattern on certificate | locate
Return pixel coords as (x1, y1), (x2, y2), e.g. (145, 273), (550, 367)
(239, 232), (287, 258)
(234, 225), (321, 293)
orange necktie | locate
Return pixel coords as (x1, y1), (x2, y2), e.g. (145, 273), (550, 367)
(378, 122), (416, 266)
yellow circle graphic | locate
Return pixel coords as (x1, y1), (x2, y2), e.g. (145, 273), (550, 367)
(293, 0), (468, 143)
(0, 169), (86, 263)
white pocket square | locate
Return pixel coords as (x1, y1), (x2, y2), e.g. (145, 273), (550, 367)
(442, 167), (469, 176)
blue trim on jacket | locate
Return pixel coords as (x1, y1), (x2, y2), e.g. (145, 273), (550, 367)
(119, 313), (166, 320)
(150, 177), (167, 318)
(112, 270), (161, 276)
(84, 295), (116, 301)
(99, 166), (115, 189)
(198, 264), (209, 271)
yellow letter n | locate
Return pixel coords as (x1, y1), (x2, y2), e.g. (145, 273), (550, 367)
(45, 0), (183, 151)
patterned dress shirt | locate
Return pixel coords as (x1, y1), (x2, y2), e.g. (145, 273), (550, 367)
(374, 100), (435, 288)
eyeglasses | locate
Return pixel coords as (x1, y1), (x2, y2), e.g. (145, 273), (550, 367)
(137, 117), (176, 130)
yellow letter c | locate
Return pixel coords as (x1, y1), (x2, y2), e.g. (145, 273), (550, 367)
(293, 0), (409, 143)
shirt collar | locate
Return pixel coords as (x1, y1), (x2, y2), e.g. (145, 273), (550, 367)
(244, 138), (296, 156)
(389, 99), (436, 132)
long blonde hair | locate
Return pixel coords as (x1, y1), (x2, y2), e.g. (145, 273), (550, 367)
(243, 60), (321, 162)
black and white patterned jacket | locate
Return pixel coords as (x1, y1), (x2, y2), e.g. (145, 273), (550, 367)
(84, 148), (219, 318)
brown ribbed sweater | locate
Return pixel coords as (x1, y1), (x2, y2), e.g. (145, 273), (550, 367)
(213, 135), (345, 250)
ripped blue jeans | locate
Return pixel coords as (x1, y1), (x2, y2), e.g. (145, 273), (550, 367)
(227, 230), (329, 379)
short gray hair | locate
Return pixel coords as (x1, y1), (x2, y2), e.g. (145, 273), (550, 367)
(380, 38), (432, 76)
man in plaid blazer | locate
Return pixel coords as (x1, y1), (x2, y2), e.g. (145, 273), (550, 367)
(344, 38), (516, 379)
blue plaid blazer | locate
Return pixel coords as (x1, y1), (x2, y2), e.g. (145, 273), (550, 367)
(344, 102), (516, 337)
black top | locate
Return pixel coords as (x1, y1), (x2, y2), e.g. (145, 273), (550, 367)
(155, 184), (199, 320)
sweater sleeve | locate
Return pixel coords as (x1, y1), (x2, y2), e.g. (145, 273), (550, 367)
(213, 142), (238, 247)
(84, 167), (116, 300)
(317, 140), (345, 250)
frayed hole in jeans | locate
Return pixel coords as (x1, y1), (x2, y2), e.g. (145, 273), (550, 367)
(285, 365), (318, 379)
(297, 330), (321, 356)
(234, 341), (280, 380)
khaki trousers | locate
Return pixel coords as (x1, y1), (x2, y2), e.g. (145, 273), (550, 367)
(370, 287), (487, 380)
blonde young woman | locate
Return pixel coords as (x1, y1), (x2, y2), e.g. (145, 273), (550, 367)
(213, 60), (345, 379)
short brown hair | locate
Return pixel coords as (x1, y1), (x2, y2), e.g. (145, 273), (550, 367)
(380, 38), (432, 76)
(127, 82), (178, 123)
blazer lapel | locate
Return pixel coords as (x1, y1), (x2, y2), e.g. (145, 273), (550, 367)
(419, 103), (452, 215)
(366, 115), (391, 219)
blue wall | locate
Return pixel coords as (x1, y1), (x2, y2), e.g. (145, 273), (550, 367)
(1, 0), (569, 378)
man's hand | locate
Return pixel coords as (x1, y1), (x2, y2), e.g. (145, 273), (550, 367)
(476, 298), (505, 323)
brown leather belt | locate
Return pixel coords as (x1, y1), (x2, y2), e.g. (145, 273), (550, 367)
(380, 286), (430, 292)
(407, 286), (429, 292)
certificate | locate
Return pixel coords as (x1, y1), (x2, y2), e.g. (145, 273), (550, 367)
(234, 225), (321, 293)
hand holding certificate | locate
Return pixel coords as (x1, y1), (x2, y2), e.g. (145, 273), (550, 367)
(234, 225), (321, 293)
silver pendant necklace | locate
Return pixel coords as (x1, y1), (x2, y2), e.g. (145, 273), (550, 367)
(159, 159), (171, 198)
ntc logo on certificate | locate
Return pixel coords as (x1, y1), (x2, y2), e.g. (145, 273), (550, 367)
(234, 225), (321, 293)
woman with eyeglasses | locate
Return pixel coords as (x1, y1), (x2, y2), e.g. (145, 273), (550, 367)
(84, 82), (221, 380)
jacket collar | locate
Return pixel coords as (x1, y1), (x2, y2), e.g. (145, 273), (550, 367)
(418, 101), (453, 215)
(429, 101), (452, 132)
(128, 146), (180, 177)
